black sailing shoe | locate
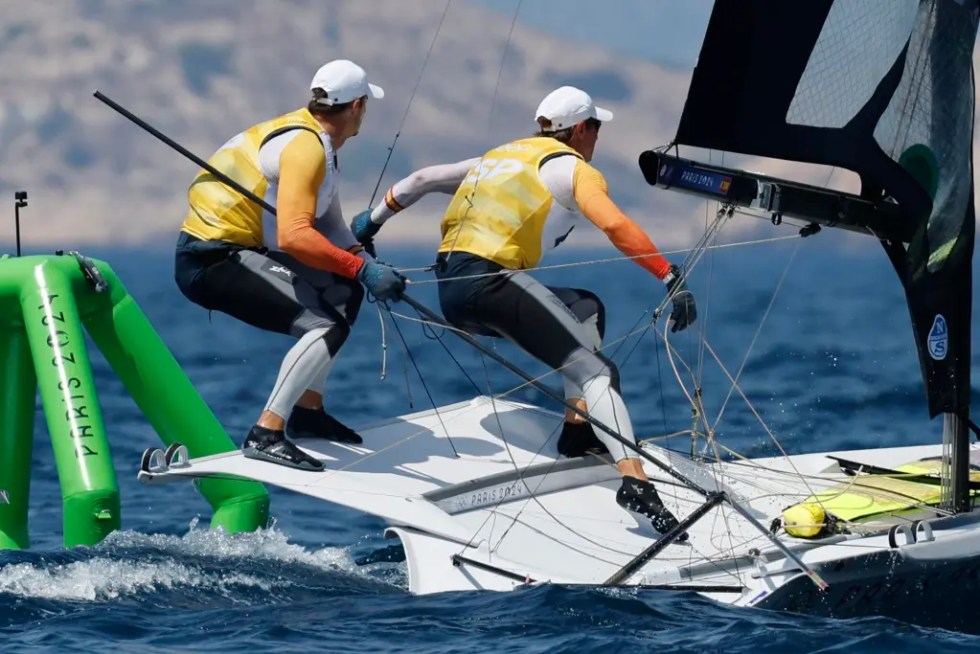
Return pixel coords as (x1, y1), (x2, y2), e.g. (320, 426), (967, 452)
(556, 421), (609, 458)
(242, 425), (324, 471)
(616, 477), (688, 541)
(287, 407), (363, 444)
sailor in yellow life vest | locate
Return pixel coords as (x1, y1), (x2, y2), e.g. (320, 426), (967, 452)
(174, 59), (406, 472)
(350, 86), (697, 536)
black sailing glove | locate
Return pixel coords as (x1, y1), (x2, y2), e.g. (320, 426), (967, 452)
(357, 260), (406, 302)
(350, 209), (381, 258)
(664, 264), (697, 333)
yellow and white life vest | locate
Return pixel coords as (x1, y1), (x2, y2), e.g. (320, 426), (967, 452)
(438, 137), (583, 269)
(180, 108), (324, 247)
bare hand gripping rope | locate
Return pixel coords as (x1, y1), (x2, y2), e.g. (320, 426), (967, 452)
(92, 90), (827, 590)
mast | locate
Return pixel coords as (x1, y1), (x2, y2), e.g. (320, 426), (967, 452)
(944, 414), (970, 513)
(933, 0), (976, 514)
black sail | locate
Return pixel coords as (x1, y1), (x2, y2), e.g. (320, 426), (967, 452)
(674, 0), (978, 418)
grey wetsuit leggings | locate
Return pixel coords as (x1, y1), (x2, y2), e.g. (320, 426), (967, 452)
(435, 252), (637, 460)
(174, 232), (363, 421)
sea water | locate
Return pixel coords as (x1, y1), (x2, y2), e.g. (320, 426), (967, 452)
(2, 239), (979, 653)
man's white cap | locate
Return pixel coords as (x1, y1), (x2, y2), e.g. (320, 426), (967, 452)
(310, 59), (384, 106)
(534, 86), (613, 132)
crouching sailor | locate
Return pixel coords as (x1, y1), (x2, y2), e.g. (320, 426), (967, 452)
(350, 86), (696, 536)
(174, 59), (406, 471)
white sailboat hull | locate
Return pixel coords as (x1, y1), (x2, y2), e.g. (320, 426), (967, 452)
(140, 396), (980, 629)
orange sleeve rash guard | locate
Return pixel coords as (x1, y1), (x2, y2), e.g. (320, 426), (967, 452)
(275, 130), (364, 279)
(572, 161), (672, 280)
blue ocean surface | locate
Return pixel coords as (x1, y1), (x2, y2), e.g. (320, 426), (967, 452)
(2, 237), (980, 653)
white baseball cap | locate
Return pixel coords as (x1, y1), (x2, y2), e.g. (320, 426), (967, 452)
(535, 86), (613, 132)
(310, 59), (385, 106)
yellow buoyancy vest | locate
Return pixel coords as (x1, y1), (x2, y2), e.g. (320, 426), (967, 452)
(180, 108), (323, 247)
(438, 137), (583, 269)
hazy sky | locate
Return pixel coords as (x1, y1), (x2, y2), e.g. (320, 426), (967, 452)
(466, 0), (714, 68)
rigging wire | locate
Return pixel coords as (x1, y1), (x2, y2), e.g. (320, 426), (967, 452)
(654, 328), (671, 442)
(386, 302), (460, 456)
(379, 206), (824, 577)
(364, 0), (452, 380)
(387, 307), (658, 403)
(367, 0), (453, 208)
(648, 247), (823, 503)
(357, 2), (879, 577)
(645, 184), (847, 571)
(441, 0), (523, 263)
(362, 0), (526, 465)
(651, 139), (878, 531)
(375, 299), (389, 379)
(710, 240), (802, 433)
(701, 337), (819, 499)
(695, 153), (719, 413)
(356, 291), (943, 579)
(389, 251), (724, 565)
(358, 0), (719, 565)
(605, 309), (651, 364)
(659, 318), (744, 568)
(470, 357), (637, 560)
(400, 233), (800, 281)
(708, 443), (958, 521)
(418, 318), (483, 395)
(652, 223), (740, 559)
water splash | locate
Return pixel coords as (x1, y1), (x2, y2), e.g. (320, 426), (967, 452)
(0, 557), (266, 601)
(0, 526), (400, 603)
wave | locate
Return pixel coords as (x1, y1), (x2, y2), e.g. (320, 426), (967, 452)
(0, 524), (402, 606)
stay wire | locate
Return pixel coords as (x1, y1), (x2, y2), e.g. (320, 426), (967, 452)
(386, 302), (460, 457)
(369, 0), (519, 428)
(463, 355), (643, 562)
(361, 1), (451, 379)
(418, 313), (483, 396)
(442, 0), (523, 262)
(710, 240), (801, 433)
(402, 234), (799, 281)
(367, 0), (454, 208)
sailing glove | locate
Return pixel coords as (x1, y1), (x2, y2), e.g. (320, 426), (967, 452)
(350, 209), (381, 258)
(664, 264), (697, 333)
(357, 260), (406, 302)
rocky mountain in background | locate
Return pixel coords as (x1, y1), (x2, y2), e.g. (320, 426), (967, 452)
(1, 0), (976, 253)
